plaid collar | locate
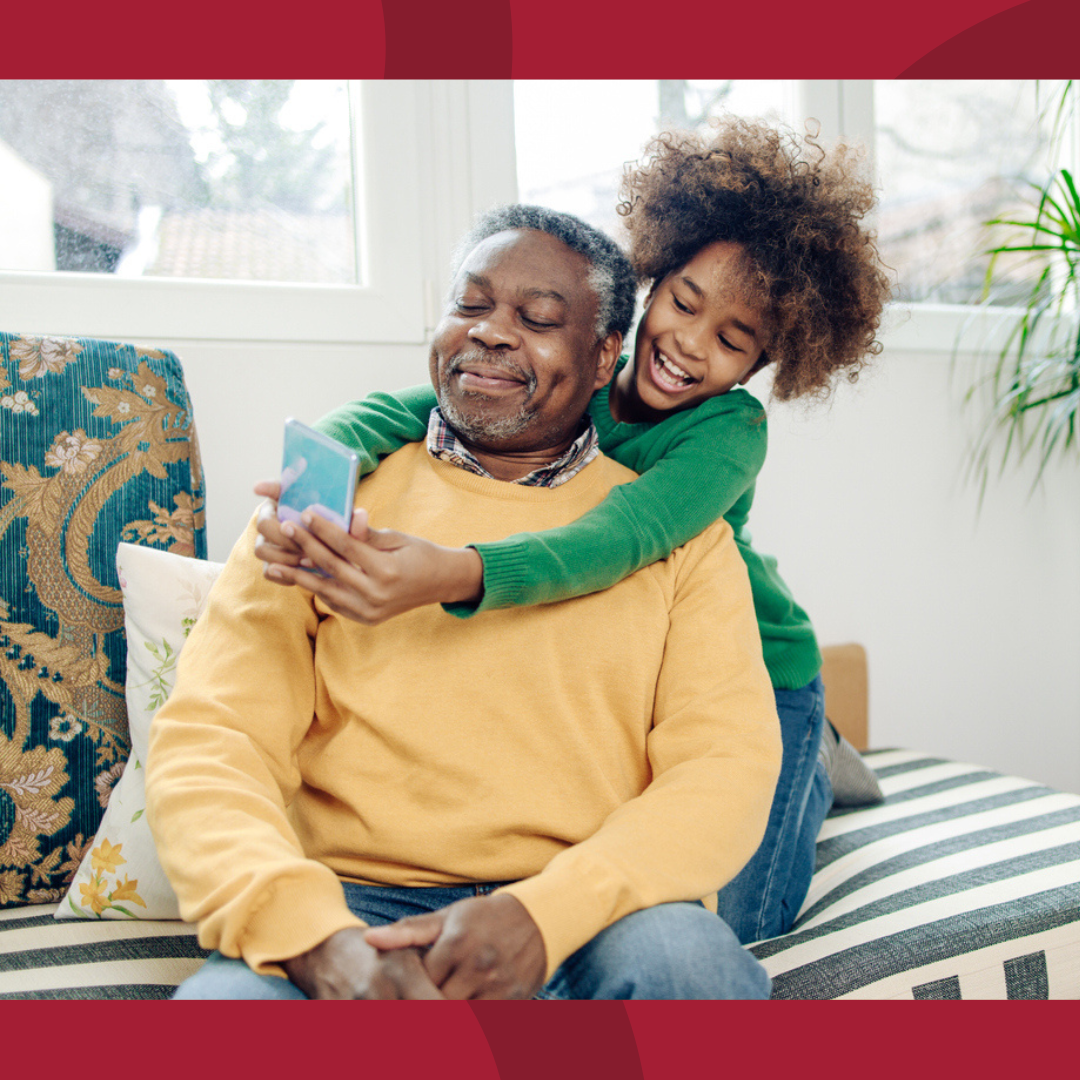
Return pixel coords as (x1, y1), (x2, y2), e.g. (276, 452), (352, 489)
(426, 408), (599, 488)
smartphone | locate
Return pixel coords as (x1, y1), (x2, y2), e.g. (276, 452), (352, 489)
(278, 418), (359, 531)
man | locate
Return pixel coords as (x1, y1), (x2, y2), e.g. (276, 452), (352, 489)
(146, 205), (781, 1000)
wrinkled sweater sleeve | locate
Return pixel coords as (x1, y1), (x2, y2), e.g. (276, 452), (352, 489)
(498, 519), (781, 979)
(145, 516), (366, 975)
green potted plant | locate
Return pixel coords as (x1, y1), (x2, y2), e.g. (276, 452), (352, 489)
(964, 81), (1078, 496)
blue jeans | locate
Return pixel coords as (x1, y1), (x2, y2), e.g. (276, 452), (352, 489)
(715, 674), (832, 944)
(174, 881), (770, 1000)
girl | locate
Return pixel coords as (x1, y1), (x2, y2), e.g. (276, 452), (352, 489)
(257, 117), (891, 943)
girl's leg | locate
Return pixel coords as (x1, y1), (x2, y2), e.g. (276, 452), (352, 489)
(714, 674), (832, 944)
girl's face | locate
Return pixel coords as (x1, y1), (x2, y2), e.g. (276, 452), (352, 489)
(614, 241), (768, 424)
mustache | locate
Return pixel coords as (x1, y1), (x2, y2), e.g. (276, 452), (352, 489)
(445, 349), (537, 393)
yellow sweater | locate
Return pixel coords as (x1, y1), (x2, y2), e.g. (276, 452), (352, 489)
(146, 444), (781, 980)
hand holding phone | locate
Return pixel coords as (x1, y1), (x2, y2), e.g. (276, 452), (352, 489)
(278, 418), (359, 531)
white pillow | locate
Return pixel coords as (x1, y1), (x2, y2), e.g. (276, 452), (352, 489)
(56, 542), (224, 920)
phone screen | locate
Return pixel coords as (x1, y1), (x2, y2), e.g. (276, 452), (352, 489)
(278, 419), (359, 531)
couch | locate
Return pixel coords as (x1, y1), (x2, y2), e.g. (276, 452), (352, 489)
(2, 333), (1078, 1000)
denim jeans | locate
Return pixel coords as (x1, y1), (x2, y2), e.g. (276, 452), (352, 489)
(173, 881), (770, 1000)
(714, 674), (832, 944)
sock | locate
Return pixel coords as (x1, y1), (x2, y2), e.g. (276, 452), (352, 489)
(818, 721), (884, 807)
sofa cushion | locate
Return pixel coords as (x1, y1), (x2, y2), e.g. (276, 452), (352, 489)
(752, 749), (1080, 998)
(0, 903), (206, 999)
(0, 333), (206, 909)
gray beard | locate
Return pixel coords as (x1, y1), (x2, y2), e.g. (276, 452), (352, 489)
(438, 350), (538, 444)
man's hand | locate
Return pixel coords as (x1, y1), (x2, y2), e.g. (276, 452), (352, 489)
(253, 480), (304, 568)
(251, 479), (484, 624)
(362, 893), (547, 1000)
(282, 927), (443, 999)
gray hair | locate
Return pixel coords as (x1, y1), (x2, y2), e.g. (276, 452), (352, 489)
(451, 204), (636, 341)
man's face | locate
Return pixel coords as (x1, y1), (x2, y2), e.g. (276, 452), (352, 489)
(430, 228), (616, 456)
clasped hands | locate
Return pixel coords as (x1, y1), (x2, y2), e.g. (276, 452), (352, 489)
(283, 892), (547, 1000)
(252, 480), (483, 623)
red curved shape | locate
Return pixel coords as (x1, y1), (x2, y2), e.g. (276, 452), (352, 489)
(901, 0), (1075, 76)
(381, 0), (513, 77)
(470, 1001), (644, 1080)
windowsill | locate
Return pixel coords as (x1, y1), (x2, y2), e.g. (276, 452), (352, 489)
(881, 301), (1031, 358)
(0, 268), (429, 347)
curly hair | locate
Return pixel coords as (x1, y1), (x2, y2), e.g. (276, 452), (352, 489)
(618, 117), (891, 401)
(454, 204), (637, 342)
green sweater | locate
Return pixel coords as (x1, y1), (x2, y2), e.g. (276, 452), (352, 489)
(315, 360), (821, 689)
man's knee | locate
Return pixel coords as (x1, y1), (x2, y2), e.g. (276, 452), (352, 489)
(567, 903), (771, 1000)
(173, 951), (307, 1000)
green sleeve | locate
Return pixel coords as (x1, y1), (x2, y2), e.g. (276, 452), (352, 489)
(313, 384), (437, 478)
(447, 402), (767, 618)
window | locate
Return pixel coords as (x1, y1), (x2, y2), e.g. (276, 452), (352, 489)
(872, 80), (1071, 305)
(8, 80), (1066, 349)
(513, 79), (1075, 314)
(0, 80), (358, 286)
(514, 80), (796, 246)
(0, 81), (444, 344)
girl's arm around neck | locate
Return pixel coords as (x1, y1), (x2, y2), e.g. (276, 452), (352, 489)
(449, 395), (768, 617)
(307, 384), (766, 625)
(314, 384), (437, 477)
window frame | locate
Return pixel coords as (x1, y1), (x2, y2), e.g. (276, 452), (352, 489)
(3, 79), (1068, 355)
(0, 81), (518, 347)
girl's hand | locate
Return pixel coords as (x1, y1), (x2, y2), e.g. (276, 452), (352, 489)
(262, 506), (485, 624)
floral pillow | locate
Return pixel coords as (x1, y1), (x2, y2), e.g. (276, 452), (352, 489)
(57, 543), (224, 920)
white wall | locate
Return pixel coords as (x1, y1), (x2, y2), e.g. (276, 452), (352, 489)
(157, 337), (431, 559)
(148, 310), (1080, 797)
(750, 318), (1080, 795)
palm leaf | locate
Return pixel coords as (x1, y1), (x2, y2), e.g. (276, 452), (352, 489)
(960, 83), (1080, 499)
(964, 210), (1080, 495)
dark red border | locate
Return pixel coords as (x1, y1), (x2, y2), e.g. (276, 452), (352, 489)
(4, 0), (1077, 76)
(3, 1000), (1075, 1077)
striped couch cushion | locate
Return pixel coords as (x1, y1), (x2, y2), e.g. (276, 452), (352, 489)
(752, 749), (1080, 999)
(1, 750), (1077, 998)
(0, 905), (205, 999)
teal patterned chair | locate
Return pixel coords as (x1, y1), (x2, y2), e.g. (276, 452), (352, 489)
(0, 332), (205, 911)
